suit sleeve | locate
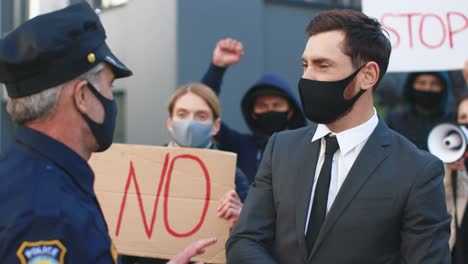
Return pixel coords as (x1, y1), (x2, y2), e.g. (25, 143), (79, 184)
(400, 158), (452, 263)
(226, 133), (278, 264)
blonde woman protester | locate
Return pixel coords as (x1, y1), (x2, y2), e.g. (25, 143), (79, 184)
(122, 83), (249, 264)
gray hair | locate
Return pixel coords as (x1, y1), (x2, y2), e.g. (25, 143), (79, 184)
(6, 63), (105, 124)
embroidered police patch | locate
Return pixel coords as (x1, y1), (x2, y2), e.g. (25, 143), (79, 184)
(16, 240), (66, 264)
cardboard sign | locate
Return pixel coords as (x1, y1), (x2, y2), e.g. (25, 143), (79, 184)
(363, 0), (468, 72)
(89, 144), (236, 263)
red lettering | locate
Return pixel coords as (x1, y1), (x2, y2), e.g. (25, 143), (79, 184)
(381, 13), (401, 48)
(419, 14), (446, 49)
(163, 155), (211, 238)
(115, 153), (211, 239)
(447, 11), (468, 48)
(380, 11), (467, 50)
(115, 155), (169, 238)
(402, 13), (421, 48)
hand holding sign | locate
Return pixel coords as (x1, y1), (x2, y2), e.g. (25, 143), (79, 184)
(217, 190), (243, 228)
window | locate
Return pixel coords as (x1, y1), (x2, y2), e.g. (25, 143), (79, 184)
(266, 0), (361, 10)
(113, 90), (127, 143)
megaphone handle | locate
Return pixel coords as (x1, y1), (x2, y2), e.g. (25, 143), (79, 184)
(451, 170), (459, 228)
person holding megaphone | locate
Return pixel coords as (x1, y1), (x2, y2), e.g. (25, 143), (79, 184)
(446, 94), (468, 264)
(429, 61), (468, 264)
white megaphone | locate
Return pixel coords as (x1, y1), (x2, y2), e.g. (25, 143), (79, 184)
(427, 123), (468, 164)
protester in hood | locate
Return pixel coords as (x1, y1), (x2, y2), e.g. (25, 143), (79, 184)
(386, 71), (454, 151)
(121, 83), (248, 264)
(201, 38), (306, 183)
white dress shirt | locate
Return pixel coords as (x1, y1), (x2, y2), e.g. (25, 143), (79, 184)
(304, 109), (379, 233)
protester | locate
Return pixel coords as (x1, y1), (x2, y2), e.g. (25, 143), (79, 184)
(443, 62), (468, 263)
(201, 38), (306, 183)
(386, 71), (454, 151)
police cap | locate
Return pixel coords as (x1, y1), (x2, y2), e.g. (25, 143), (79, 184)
(0, 2), (132, 98)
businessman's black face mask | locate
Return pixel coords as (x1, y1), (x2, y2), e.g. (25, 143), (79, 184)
(298, 64), (366, 124)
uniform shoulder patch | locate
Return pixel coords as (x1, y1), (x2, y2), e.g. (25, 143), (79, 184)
(16, 240), (67, 264)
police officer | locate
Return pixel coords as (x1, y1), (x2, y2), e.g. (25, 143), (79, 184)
(0, 3), (215, 263)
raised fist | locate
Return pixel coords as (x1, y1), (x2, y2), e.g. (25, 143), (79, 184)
(212, 38), (244, 67)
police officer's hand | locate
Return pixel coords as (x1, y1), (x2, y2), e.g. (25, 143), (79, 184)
(167, 237), (217, 264)
(217, 190), (243, 228)
(463, 60), (468, 82)
(212, 38), (244, 67)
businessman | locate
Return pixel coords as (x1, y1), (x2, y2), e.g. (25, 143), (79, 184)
(226, 9), (451, 264)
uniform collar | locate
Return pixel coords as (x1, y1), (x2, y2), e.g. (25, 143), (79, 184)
(312, 108), (379, 155)
(16, 125), (95, 197)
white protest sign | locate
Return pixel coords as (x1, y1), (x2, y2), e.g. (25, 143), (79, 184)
(363, 0), (468, 72)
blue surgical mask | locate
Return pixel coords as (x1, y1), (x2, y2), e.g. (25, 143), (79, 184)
(170, 120), (213, 148)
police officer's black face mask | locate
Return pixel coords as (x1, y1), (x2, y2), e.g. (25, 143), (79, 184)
(81, 82), (117, 152)
(298, 64), (366, 124)
(253, 111), (289, 135)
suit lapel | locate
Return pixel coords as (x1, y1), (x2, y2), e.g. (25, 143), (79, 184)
(295, 125), (320, 262)
(308, 120), (392, 260)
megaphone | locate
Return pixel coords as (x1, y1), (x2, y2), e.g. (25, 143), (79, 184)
(427, 123), (468, 163)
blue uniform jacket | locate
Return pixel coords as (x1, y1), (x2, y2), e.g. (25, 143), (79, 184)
(0, 126), (118, 263)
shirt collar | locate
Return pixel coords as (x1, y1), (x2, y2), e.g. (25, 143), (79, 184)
(16, 125), (95, 197)
(312, 108), (379, 155)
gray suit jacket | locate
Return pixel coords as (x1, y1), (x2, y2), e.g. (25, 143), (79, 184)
(226, 120), (451, 264)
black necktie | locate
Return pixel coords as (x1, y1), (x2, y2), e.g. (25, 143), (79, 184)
(306, 135), (339, 253)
